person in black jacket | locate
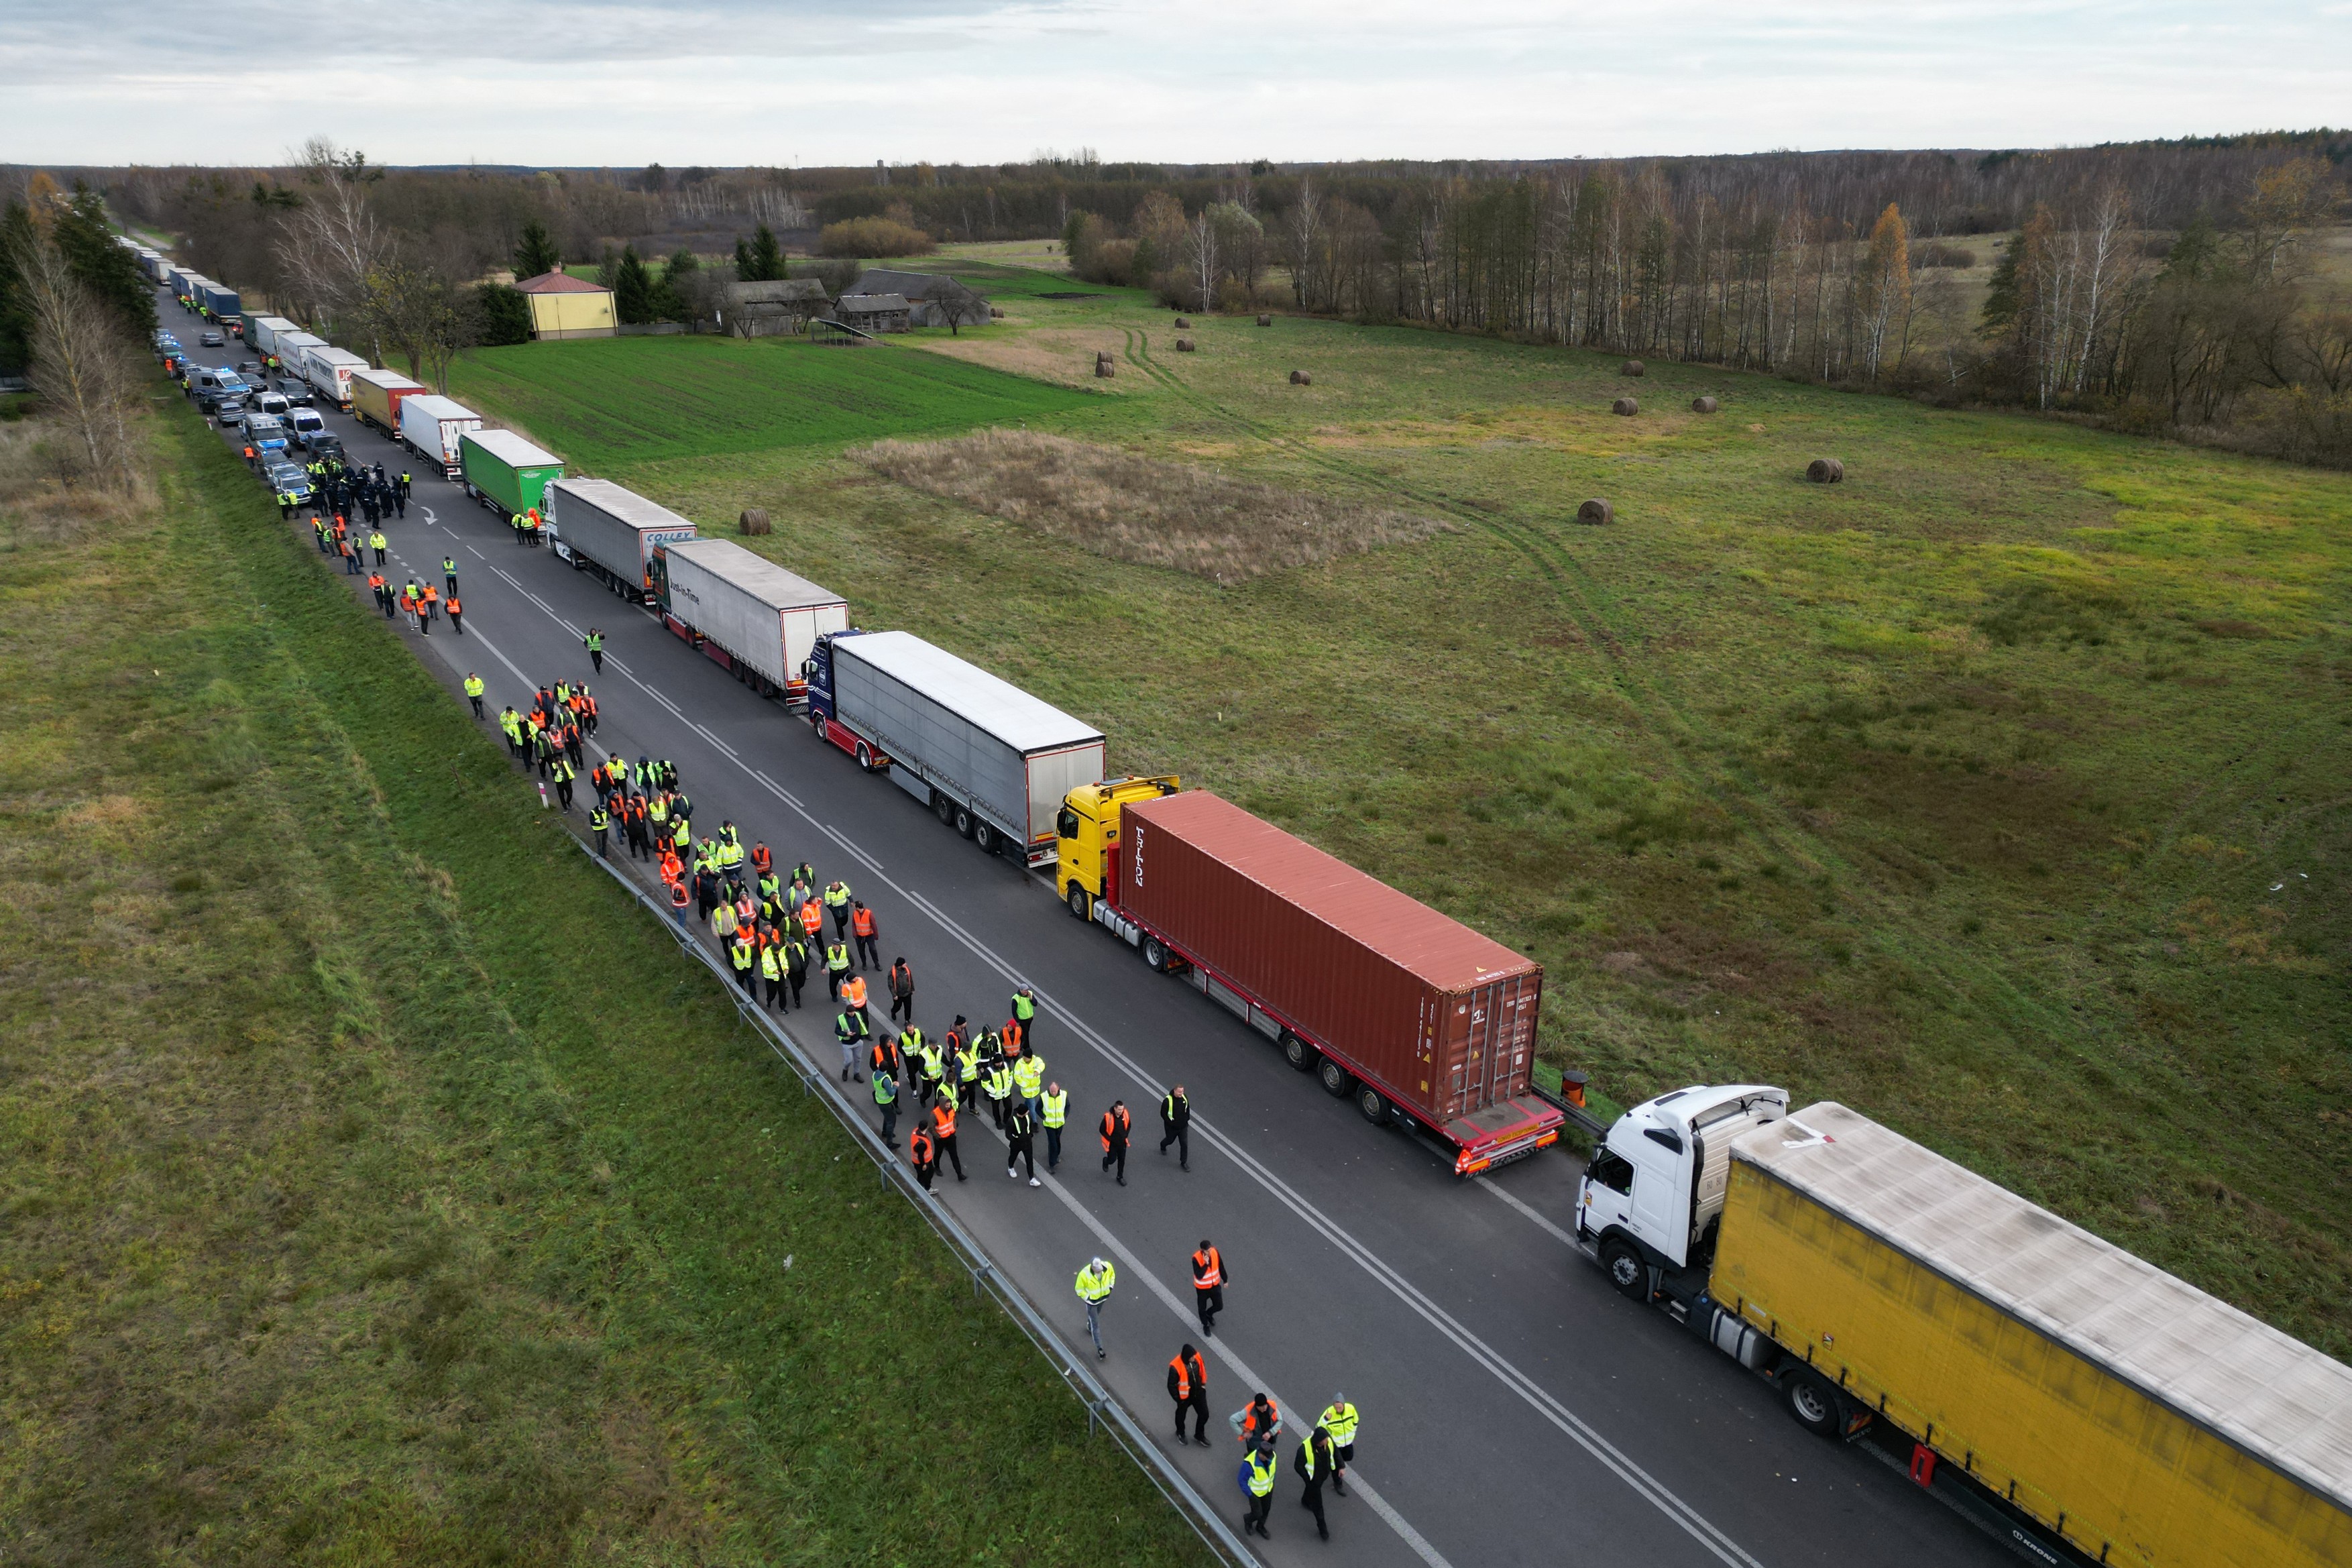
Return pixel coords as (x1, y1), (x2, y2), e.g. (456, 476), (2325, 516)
(1167, 1343), (1209, 1445)
(1159, 1084), (1191, 1170)
(1295, 1424), (1334, 1541)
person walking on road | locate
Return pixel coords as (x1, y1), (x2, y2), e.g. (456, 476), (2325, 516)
(872, 1057), (899, 1147)
(1241, 1435), (1278, 1540)
(463, 673), (484, 718)
(590, 802), (612, 858)
(1012, 1047), (1044, 1121)
(445, 594), (464, 636)
(1192, 1240), (1226, 1337)
(887, 956), (913, 1023)
(443, 556), (459, 596)
(823, 880), (852, 941)
(370, 529), (387, 565)
(584, 628), (604, 673)
(783, 932), (809, 1011)
(835, 1005), (869, 1082)
(551, 755), (577, 813)
(908, 1119), (936, 1190)
(1076, 1256), (1116, 1359)
(1011, 985), (1038, 1050)
(1235, 1392), (1281, 1448)
(930, 1097), (966, 1182)
(1318, 1396), (1358, 1497)
(1168, 1343), (1209, 1445)
(824, 938), (852, 1000)
(1296, 1424), (1335, 1541)
(1042, 1081), (1068, 1173)
(1005, 1097), (1039, 1186)
(1099, 1099), (1132, 1186)
(1160, 1084), (1191, 1170)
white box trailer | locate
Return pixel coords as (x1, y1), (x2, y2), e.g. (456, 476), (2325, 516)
(246, 315), (299, 358)
(811, 630), (1105, 864)
(398, 394), (482, 477)
(304, 346), (368, 411)
(658, 537), (847, 704)
(274, 332), (325, 380)
(543, 478), (698, 602)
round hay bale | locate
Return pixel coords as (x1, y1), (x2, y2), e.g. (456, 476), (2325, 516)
(1805, 457), (1845, 484)
(1576, 498), (1614, 526)
(1175, 337), (1196, 352)
(1612, 397), (1639, 416)
(1174, 317), (1192, 329)
(1620, 359), (1645, 377)
(1096, 358), (1117, 378)
(1691, 396), (1719, 414)
(738, 507), (771, 536)
(1257, 313), (1273, 327)
(1290, 369), (1312, 386)
(989, 306), (1004, 319)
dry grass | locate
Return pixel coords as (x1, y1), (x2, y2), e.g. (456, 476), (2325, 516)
(0, 412), (158, 546)
(857, 427), (1452, 582)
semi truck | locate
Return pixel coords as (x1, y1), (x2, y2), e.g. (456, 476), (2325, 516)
(198, 282), (242, 331)
(1061, 785), (1561, 1175)
(303, 346), (369, 411)
(654, 537), (848, 703)
(459, 429), (565, 520)
(245, 315), (299, 359)
(542, 478), (698, 602)
(1574, 1089), (2352, 1568)
(349, 367), (426, 437)
(398, 394), (482, 478)
(802, 630), (1105, 865)
(273, 332), (325, 384)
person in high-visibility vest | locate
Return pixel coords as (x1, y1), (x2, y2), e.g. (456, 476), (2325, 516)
(1192, 1239), (1227, 1337)
(824, 939), (851, 1001)
(462, 672), (485, 718)
(1005, 1097), (1038, 1186)
(850, 901), (879, 969)
(983, 1055), (1013, 1131)
(834, 1005), (870, 1080)
(1099, 1099), (1132, 1186)
(909, 1027), (942, 1107)
(1074, 1257), (1115, 1359)
(1160, 1084), (1191, 1170)
(1317, 1395), (1359, 1496)
(930, 1097), (966, 1182)
(1241, 1434), (1278, 1539)
(1012, 1050), (1044, 1119)
(782, 933), (809, 1011)
(500, 706), (525, 758)
(1011, 985), (1038, 1050)
(1041, 1081), (1068, 1173)
(822, 880), (852, 940)
(798, 896), (824, 945)
(1168, 1343), (1209, 1445)
(871, 1056), (899, 1147)
(1294, 1424), (1334, 1541)
(759, 937), (784, 1009)
(840, 970), (869, 1017)
(729, 933), (757, 995)
(590, 803), (611, 857)
(907, 1120), (936, 1191)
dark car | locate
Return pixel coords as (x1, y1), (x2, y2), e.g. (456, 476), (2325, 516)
(262, 460), (313, 504)
(235, 359), (261, 378)
(276, 378), (315, 408)
(199, 329), (225, 347)
(306, 434), (347, 466)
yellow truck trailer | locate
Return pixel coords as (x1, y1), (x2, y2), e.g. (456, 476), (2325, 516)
(1577, 1090), (2352, 1568)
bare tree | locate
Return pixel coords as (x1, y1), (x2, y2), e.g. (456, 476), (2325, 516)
(276, 137), (387, 335)
(11, 228), (139, 484)
(1188, 209), (1220, 314)
(1288, 174), (1323, 309)
(926, 278), (988, 336)
(357, 262), (476, 391)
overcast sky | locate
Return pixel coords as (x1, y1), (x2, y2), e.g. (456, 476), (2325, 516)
(7, 1), (2347, 168)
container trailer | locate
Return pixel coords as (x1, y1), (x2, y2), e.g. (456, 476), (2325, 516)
(1575, 1090), (2352, 1568)
(803, 630), (1104, 864)
(1060, 785), (1559, 1174)
(245, 315), (299, 359)
(272, 332), (325, 382)
(397, 394), (482, 477)
(458, 429), (565, 520)
(542, 478), (697, 602)
(348, 367), (427, 437)
(654, 537), (847, 702)
(302, 346), (369, 411)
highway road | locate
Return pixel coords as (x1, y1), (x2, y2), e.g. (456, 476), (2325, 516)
(166, 301), (2018, 1568)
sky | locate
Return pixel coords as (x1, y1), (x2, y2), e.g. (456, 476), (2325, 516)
(6, 1), (2347, 168)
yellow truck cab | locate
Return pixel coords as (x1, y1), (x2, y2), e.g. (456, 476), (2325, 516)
(1054, 775), (1179, 920)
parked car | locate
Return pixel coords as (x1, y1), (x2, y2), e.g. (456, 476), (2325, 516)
(254, 390), (290, 418)
(235, 359), (261, 378)
(307, 433), (347, 467)
(262, 459), (313, 504)
(286, 407), (328, 447)
(276, 378), (314, 408)
(199, 329), (225, 347)
(215, 396), (246, 425)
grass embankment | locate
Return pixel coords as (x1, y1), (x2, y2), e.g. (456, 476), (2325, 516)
(0, 401), (1211, 1565)
(447, 285), (2352, 1360)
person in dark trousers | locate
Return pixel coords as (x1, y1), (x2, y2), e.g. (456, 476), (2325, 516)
(1042, 1081), (1068, 1173)
(908, 1121), (935, 1191)
(1099, 1099), (1131, 1186)
(1168, 1343), (1209, 1445)
(591, 804), (611, 858)
(888, 956), (914, 1023)
(850, 901), (880, 969)
(1005, 1099), (1038, 1186)
(584, 628), (604, 673)
(1192, 1239), (1226, 1337)
(1011, 984), (1038, 1050)
(783, 934), (809, 1011)
(872, 1062), (899, 1148)
(446, 594), (463, 635)
(1243, 1435), (1278, 1540)
(1160, 1084), (1191, 1169)
(930, 1097), (966, 1182)
(1295, 1425), (1334, 1541)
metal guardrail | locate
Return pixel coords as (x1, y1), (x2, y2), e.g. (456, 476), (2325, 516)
(569, 839), (1262, 1568)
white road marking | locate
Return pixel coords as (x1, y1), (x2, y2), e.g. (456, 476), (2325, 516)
(1477, 1174), (1581, 1248)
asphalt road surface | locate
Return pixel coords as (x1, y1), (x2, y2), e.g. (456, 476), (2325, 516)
(168, 303), (2017, 1568)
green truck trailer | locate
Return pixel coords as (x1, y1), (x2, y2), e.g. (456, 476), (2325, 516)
(458, 429), (565, 521)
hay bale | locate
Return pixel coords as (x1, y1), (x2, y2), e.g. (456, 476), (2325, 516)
(1620, 359), (1645, 377)
(1290, 370), (1312, 386)
(738, 508), (771, 536)
(1175, 337), (1195, 352)
(1805, 457), (1845, 484)
(1612, 397), (1639, 416)
(1257, 313), (1272, 327)
(989, 306), (1004, 319)
(1576, 498), (1613, 526)
(1174, 317), (1192, 329)
(1095, 358), (1117, 378)
(1691, 396), (1719, 414)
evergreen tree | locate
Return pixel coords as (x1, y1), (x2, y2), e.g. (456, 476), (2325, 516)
(612, 245), (655, 325)
(475, 283), (534, 345)
(746, 224), (784, 282)
(652, 248), (696, 321)
(733, 233), (757, 278)
(54, 186), (155, 339)
(0, 201), (38, 375)
(513, 219), (560, 280)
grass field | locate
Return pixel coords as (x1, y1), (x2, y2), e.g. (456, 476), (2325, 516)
(446, 279), (2352, 1359)
(445, 333), (1095, 473)
(0, 399), (1214, 1565)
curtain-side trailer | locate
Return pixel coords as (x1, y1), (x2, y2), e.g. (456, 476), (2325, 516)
(349, 368), (426, 436)
(655, 537), (847, 702)
(458, 429), (565, 520)
(543, 478), (697, 602)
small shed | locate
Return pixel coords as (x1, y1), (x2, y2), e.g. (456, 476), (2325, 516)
(836, 293), (912, 334)
(724, 278), (831, 337)
(516, 270), (616, 340)
(840, 268), (988, 328)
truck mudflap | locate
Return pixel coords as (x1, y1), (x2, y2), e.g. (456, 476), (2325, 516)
(1443, 1094), (1565, 1176)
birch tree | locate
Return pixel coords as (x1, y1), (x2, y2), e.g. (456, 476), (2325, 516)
(10, 226), (140, 483)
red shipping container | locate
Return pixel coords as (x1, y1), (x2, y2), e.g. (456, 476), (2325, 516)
(1117, 791), (1555, 1166)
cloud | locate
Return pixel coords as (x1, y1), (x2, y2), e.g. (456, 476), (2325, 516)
(4, 0), (2347, 166)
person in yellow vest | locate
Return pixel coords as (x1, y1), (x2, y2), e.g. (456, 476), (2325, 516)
(1318, 1395), (1358, 1496)
(824, 938), (852, 1001)
(1041, 1080), (1069, 1174)
(1241, 1433), (1278, 1539)
(1013, 1050), (1045, 1119)
(1075, 1255), (1115, 1359)
(729, 932), (757, 996)
(822, 879), (852, 940)
(1295, 1424), (1334, 1541)
(983, 1053), (1013, 1131)
(462, 672), (485, 718)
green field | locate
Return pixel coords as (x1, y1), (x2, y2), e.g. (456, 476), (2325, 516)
(447, 280), (2352, 1359)
(0, 402), (1211, 1565)
(446, 333), (1095, 473)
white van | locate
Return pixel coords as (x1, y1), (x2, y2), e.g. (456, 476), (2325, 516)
(287, 407), (329, 449)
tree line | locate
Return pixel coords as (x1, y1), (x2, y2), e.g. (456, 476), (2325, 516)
(1, 176), (157, 486)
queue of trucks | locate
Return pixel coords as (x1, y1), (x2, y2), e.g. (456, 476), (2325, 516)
(131, 235), (2352, 1567)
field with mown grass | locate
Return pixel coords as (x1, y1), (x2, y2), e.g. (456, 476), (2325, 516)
(448, 275), (2352, 1361)
(0, 397), (1214, 1566)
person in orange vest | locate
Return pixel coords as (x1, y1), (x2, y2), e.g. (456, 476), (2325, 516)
(1237, 1391), (1281, 1447)
(930, 1097), (966, 1182)
(907, 1119), (936, 1191)
(1099, 1099), (1132, 1186)
(797, 895), (824, 945)
(749, 841), (772, 880)
(658, 845), (684, 885)
(850, 900), (879, 969)
(445, 592), (464, 635)
(1168, 1343), (1210, 1445)
(242, 442), (256, 469)
(1002, 1018), (1025, 1060)
(1192, 1237), (1227, 1337)
(668, 876), (690, 932)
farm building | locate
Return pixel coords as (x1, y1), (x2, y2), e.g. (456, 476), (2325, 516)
(516, 271), (617, 340)
(836, 293), (913, 334)
(839, 268), (988, 329)
(724, 278), (832, 337)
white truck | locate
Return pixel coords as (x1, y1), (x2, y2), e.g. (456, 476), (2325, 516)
(543, 478), (698, 603)
(655, 537), (848, 705)
(245, 315), (299, 358)
(273, 332), (325, 383)
(803, 630), (1106, 864)
(303, 346), (370, 412)
(397, 394), (482, 478)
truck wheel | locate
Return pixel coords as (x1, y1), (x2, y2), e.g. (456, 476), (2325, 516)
(1280, 1031), (1315, 1073)
(973, 821), (998, 855)
(1066, 886), (1091, 921)
(934, 794), (955, 827)
(1783, 1367), (1844, 1438)
(1142, 935), (1170, 972)
(1318, 1058), (1353, 1097)
(1601, 1239), (1650, 1301)
(1357, 1086), (1388, 1125)
(854, 743), (873, 771)
(812, 714), (830, 744)
(953, 805), (976, 840)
